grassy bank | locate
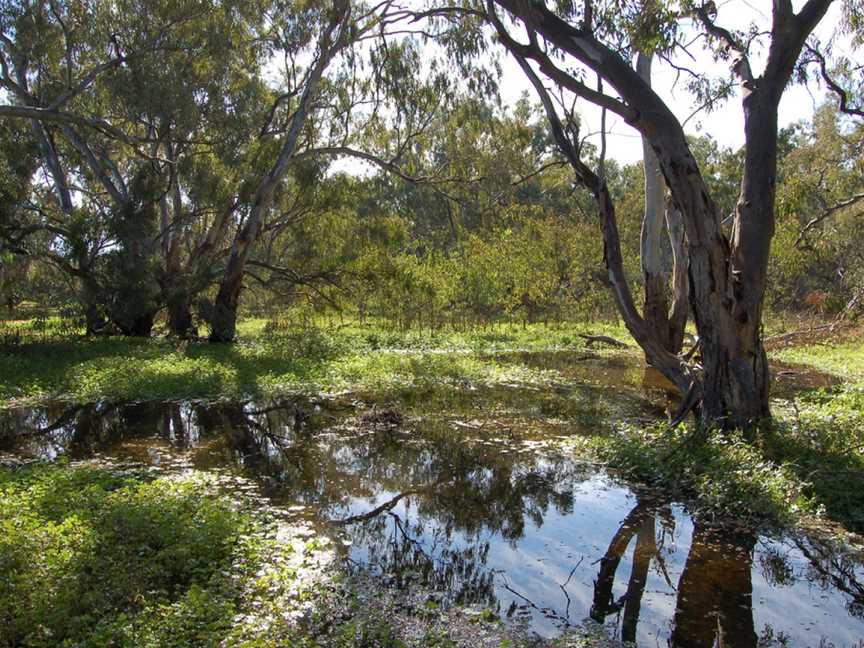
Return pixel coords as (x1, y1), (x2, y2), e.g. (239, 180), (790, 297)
(3, 316), (864, 536)
(0, 320), (631, 408)
(3, 320), (864, 645)
(0, 461), (613, 648)
(565, 336), (864, 536)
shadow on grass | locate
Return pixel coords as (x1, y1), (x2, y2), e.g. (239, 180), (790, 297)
(761, 402), (864, 533)
(0, 334), (344, 403)
(583, 425), (804, 527)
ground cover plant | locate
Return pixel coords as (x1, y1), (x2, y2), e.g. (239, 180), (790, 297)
(0, 319), (632, 408)
(2, 320), (864, 646)
(2, 0), (864, 644)
(0, 462), (369, 648)
(560, 332), (864, 537)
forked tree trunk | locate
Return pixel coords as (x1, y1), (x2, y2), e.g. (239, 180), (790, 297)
(118, 311), (157, 337)
(209, 3), (350, 343)
(167, 291), (194, 338)
(159, 146), (199, 339)
(660, 144), (772, 428)
(490, 0), (831, 430)
(675, 93), (777, 427)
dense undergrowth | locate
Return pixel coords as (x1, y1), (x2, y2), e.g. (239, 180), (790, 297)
(2, 318), (864, 645)
(0, 465), (263, 646)
(2, 317), (864, 537)
(0, 463), (388, 648)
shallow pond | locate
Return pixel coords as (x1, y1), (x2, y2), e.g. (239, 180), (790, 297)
(0, 354), (859, 647)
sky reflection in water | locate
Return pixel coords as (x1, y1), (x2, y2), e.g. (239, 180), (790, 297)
(0, 356), (860, 647)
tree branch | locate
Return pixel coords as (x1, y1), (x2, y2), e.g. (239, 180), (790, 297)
(804, 45), (864, 117)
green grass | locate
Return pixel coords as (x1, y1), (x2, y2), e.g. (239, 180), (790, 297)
(0, 464), (284, 647)
(564, 424), (811, 528)
(558, 338), (864, 533)
(0, 462), (413, 648)
(771, 337), (864, 380)
(766, 339), (864, 532)
(0, 320), (633, 408)
(5, 315), (864, 535)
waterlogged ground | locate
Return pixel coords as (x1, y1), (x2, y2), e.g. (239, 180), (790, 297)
(1, 352), (862, 647)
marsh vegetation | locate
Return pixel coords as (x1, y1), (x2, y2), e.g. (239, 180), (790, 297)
(2, 0), (864, 645)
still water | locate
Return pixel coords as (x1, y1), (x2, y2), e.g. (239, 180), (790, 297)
(0, 356), (860, 647)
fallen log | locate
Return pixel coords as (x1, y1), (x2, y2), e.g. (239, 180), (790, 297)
(578, 333), (629, 349)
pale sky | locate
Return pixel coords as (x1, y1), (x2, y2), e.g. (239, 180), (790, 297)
(494, 0), (853, 163)
(327, 0), (857, 177)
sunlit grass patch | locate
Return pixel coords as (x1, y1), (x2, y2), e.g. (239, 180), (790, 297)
(770, 337), (864, 381)
(767, 390), (864, 533)
(766, 335), (864, 531)
(0, 321), (630, 408)
(0, 466), (249, 646)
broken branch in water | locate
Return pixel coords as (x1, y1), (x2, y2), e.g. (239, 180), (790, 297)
(331, 489), (423, 525)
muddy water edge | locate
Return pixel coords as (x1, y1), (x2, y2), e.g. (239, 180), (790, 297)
(1, 353), (861, 647)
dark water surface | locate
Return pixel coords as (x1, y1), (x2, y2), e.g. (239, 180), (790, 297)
(0, 354), (859, 647)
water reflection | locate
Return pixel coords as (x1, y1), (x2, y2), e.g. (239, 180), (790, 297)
(590, 497), (676, 643)
(2, 396), (863, 646)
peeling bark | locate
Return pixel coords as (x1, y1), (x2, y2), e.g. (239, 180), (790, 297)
(489, 0), (832, 429)
(666, 201), (689, 354)
(637, 52), (686, 355)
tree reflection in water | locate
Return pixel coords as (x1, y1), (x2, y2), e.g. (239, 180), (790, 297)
(590, 497), (675, 643)
(3, 398), (864, 646)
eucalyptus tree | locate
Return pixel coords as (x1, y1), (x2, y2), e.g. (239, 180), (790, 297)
(0, 119), (38, 314)
(636, 52), (687, 355)
(0, 1), (446, 340)
(772, 104), (864, 313)
(458, 0), (852, 428)
(348, 94), (570, 247)
(206, 17), (473, 339)
(0, 0), (275, 335)
(204, 0), (355, 342)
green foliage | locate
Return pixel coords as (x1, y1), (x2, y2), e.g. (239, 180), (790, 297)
(762, 397), (864, 531)
(333, 613), (405, 648)
(771, 104), (864, 314)
(0, 466), (256, 647)
(569, 424), (807, 527)
(0, 320), (632, 407)
(0, 119), (37, 225)
(555, 339), (864, 532)
(765, 339), (864, 531)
